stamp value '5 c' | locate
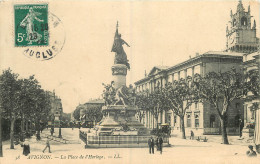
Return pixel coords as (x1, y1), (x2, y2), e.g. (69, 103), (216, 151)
(14, 4), (49, 47)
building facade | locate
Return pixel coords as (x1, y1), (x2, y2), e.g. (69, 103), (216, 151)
(134, 0), (258, 135)
(135, 52), (244, 135)
(46, 91), (63, 127)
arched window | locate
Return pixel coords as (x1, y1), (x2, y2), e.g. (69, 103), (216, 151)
(241, 17), (247, 26)
(210, 115), (215, 128)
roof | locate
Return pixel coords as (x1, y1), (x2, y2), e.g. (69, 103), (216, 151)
(135, 51), (244, 85)
(148, 65), (169, 76)
(85, 99), (105, 104)
(203, 51), (244, 57)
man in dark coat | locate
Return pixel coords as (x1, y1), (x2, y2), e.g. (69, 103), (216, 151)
(148, 136), (154, 154)
(190, 130), (194, 140)
(23, 140), (30, 156)
(159, 137), (163, 154)
(156, 137), (159, 151)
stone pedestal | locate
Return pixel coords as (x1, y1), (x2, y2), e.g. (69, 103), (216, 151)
(112, 64), (127, 89)
(96, 105), (149, 136)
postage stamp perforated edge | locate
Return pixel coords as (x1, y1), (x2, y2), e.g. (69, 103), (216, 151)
(13, 3), (49, 47)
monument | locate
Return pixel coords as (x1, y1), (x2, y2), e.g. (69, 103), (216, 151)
(80, 22), (170, 148)
(97, 22), (148, 136)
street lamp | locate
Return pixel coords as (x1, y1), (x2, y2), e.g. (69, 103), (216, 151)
(58, 108), (62, 138)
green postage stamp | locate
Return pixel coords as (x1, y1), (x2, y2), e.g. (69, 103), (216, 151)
(14, 4), (49, 46)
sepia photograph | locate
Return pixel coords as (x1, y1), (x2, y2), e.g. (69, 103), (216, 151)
(0, 0), (259, 163)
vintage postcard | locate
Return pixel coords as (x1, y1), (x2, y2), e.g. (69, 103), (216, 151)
(0, 0), (260, 164)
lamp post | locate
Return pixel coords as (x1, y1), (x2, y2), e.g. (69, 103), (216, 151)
(58, 108), (62, 138)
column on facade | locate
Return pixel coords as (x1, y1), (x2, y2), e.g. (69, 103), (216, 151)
(160, 77), (163, 89)
(184, 69), (187, 79)
(146, 111), (148, 127)
(162, 110), (166, 124)
(148, 111), (150, 128)
(150, 111), (152, 128)
(151, 80), (153, 92)
(158, 111), (161, 125)
(243, 104), (248, 127)
(192, 66), (195, 77)
(200, 63), (206, 77)
(171, 111), (174, 127)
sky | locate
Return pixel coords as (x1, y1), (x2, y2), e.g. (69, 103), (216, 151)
(0, 0), (259, 113)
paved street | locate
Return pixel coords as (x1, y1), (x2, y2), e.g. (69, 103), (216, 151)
(1, 128), (260, 164)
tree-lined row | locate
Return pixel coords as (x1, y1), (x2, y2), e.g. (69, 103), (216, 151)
(0, 68), (52, 149)
(136, 68), (259, 144)
(73, 104), (103, 124)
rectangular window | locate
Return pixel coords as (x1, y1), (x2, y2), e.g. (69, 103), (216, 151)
(187, 115), (191, 127)
(195, 114), (199, 127)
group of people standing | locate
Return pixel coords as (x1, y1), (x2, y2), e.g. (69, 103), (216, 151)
(148, 136), (163, 154)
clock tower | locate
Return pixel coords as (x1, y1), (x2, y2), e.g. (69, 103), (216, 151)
(226, 0), (259, 53)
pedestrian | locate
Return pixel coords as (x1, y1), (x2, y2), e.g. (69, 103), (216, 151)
(36, 132), (41, 141)
(148, 136), (154, 154)
(159, 137), (163, 154)
(239, 119), (244, 138)
(190, 130), (194, 140)
(23, 140), (30, 156)
(40, 127), (43, 133)
(42, 137), (51, 153)
(50, 127), (54, 136)
(246, 145), (257, 157)
(168, 126), (171, 137)
(156, 137), (159, 151)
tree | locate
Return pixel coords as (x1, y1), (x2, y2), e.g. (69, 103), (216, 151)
(61, 113), (71, 127)
(193, 68), (245, 144)
(73, 105), (85, 121)
(16, 76), (41, 141)
(85, 105), (103, 125)
(245, 68), (259, 96)
(163, 76), (199, 139)
(135, 90), (149, 122)
(149, 87), (167, 130)
(0, 69), (20, 149)
(0, 68), (53, 149)
(32, 88), (51, 136)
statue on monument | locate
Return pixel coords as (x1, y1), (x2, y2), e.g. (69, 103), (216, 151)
(111, 22), (131, 70)
(113, 84), (136, 106)
(102, 82), (136, 106)
(114, 85), (129, 106)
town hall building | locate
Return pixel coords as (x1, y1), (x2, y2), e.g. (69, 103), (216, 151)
(134, 0), (259, 135)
